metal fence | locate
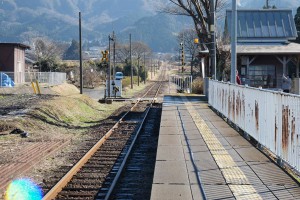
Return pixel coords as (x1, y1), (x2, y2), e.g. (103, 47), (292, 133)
(25, 72), (66, 86)
(169, 75), (193, 93)
(209, 80), (300, 172)
(0, 71), (66, 87)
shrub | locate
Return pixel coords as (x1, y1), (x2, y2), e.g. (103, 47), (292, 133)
(122, 76), (138, 88)
(192, 77), (204, 94)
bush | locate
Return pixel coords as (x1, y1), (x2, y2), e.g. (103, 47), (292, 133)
(192, 77), (204, 94)
(122, 76), (139, 88)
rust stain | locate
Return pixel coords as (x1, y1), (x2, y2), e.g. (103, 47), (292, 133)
(228, 93), (231, 117)
(282, 105), (289, 154)
(236, 91), (240, 117)
(242, 94), (245, 118)
(255, 101), (259, 131)
(291, 116), (296, 152)
(222, 89), (225, 110)
(232, 90), (235, 119)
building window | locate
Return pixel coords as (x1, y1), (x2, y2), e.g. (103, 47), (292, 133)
(248, 65), (275, 88)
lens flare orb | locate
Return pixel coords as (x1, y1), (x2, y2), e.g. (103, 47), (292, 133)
(5, 178), (42, 200)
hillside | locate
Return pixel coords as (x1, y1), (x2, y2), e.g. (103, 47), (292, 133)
(0, 0), (298, 52)
(0, 0), (183, 52)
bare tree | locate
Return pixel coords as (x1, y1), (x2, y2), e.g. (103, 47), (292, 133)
(115, 41), (151, 66)
(115, 43), (130, 65)
(132, 41), (151, 63)
(33, 38), (64, 71)
(216, 34), (231, 81)
(177, 28), (198, 76)
(163, 0), (228, 76)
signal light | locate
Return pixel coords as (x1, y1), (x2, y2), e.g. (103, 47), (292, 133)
(101, 50), (109, 62)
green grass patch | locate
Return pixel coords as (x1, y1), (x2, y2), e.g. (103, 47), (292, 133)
(122, 82), (148, 98)
(29, 95), (125, 128)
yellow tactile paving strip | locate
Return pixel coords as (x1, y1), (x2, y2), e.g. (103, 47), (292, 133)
(185, 102), (263, 200)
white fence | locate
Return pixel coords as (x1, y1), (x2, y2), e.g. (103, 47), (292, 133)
(209, 80), (300, 172)
(169, 75), (193, 93)
(0, 71), (66, 87)
(25, 72), (66, 86)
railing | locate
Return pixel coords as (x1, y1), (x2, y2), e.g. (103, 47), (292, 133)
(169, 74), (193, 93)
(0, 71), (66, 87)
(25, 72), (66, 86)
(209, 80), (300, 172)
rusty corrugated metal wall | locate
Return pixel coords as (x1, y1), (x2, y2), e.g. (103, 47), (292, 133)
(209, 80), (300, 172)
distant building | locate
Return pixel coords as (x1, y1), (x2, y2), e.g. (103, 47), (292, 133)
(0, 43), (30, 84)
(224, 9), (300, 89)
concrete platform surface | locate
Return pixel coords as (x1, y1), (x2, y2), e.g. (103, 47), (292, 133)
(150, 95), (300, 200)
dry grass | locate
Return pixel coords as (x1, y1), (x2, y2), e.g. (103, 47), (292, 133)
(192, 77), (204, 94)
(0, 83), (126, 142)
(49, 82), (80, 96)
(122, 83), (148, 98)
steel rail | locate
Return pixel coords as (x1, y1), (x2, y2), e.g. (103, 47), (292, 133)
(42, 109), (129, 200)
(103, 106), (151, 200)
(103, 81), (163, 200)
(42, 79), (164, 200)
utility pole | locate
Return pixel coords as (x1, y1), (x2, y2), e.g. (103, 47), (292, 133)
(151, 57), (153, 79)
(113, 31), (116, 79)
(130, 34), (133, 89)
(210, 0), (216, 79)
(137, 57), (140, 86)
(144, 52), (146, 84)
(108, 34), (112, 98)
(231, 0), (237, 83)
(79, 12), (83, 94)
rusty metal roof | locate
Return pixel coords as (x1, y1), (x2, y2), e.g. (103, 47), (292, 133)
(226, 9), (298, 41)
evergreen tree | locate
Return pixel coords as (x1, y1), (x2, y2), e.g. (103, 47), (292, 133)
(295, 7), (300, 43)
(64, 39), (80, 60)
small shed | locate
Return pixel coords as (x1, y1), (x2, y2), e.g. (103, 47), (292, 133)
(0, 43), (31, 84)
(225, 9), (300, 89)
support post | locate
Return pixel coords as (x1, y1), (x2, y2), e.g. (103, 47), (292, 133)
(210, 0), (216, 79)
(231, 0), (237, 84)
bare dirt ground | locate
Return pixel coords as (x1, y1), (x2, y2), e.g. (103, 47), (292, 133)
(0, 83), (130, 197)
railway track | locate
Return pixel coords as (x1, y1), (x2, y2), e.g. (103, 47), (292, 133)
(42, 76), (165, 199)
(99, 104), (161, 200)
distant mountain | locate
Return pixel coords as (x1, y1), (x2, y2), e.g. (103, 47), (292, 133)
(0, 0), (298, 53)
(237, 0), (299, 12)
(0, 0), (182, 52)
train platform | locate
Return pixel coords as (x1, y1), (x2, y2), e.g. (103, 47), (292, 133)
(150, 95), (300, 200)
